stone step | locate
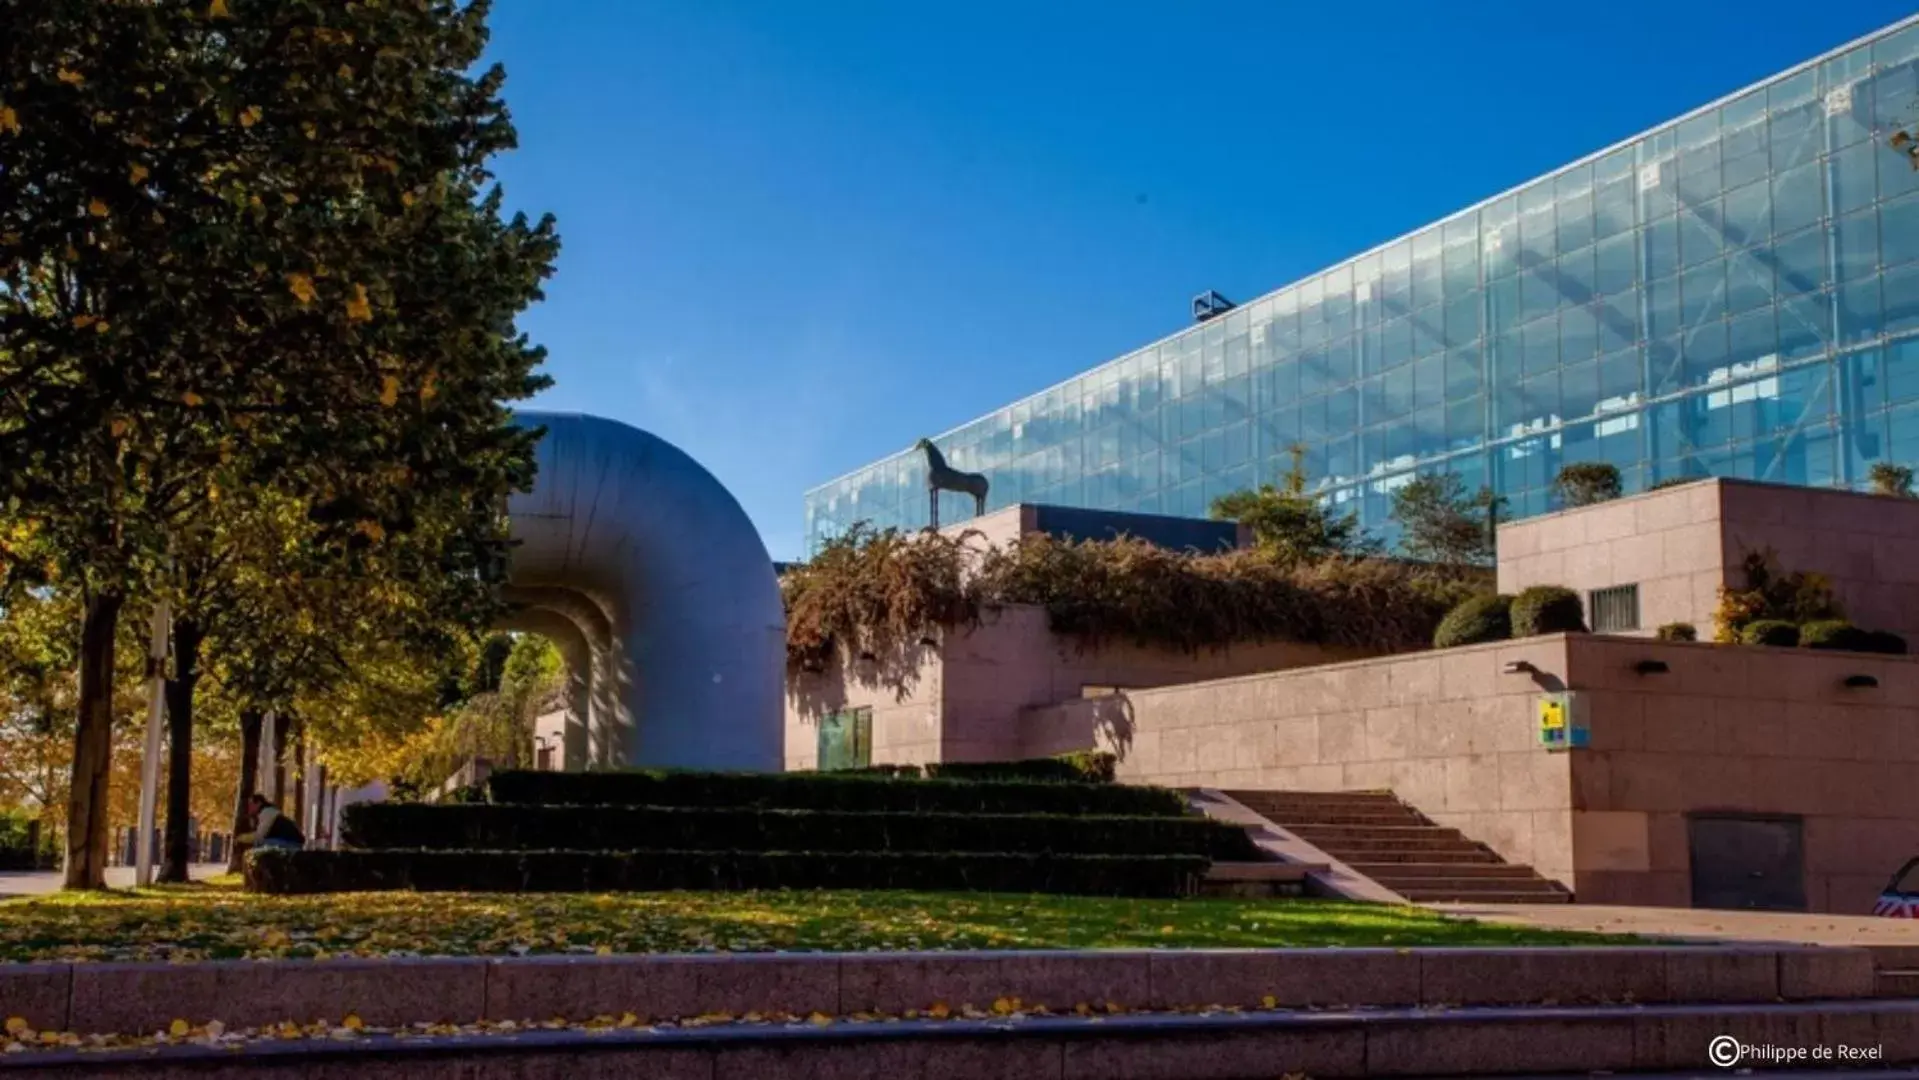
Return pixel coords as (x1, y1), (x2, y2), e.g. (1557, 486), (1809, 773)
(1878, 969), (1919, 997)
(8, 999), (1912, 1078)
(1256, 810), (1433, 827)
(1286, 823), (1470, 841)
(1348, 861), (1543, 880)
(1392, 884), (1573, 904)
(1329, 847), (1506, 864)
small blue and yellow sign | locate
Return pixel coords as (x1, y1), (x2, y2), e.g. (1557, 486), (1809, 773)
(1537, 692), (1589, 750)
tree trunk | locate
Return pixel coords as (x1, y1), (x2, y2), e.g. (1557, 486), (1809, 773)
(227, 708), (262, 872)
(268, 716), (288, 803)
(63, 591), (125, 890)
(291, 722), (306, 837)
(159, 617), (203, 883)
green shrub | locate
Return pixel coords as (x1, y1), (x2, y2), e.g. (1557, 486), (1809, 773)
(1714, 549), (1842, 643)
(1552, 462), (1623, 507)
(1433, 593), (1513, 649)
(1647, 477), (1697, 491)
(1799, 620), (1874, 652)
(1510, 586), (1588, 636)
(1655, 622), (1697, 642)
(0, 809), (56, 872)
(1864, 629), (1910, 655)
(485, 769), (1189, 817)
(1740, 620), (1800, 647)
(926, 752), (1118, 784)
(340, 803), (1258, 861)
(245, 848), (1208, 898)
(828, 764), (923, 778)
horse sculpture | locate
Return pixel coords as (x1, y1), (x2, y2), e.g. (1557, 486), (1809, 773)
(915, 437), (988, 529)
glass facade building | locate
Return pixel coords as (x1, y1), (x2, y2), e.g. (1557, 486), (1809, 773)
(805, 17), (1919, 555)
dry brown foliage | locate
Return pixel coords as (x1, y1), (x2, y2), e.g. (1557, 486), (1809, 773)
(782, 526), (1487, 670)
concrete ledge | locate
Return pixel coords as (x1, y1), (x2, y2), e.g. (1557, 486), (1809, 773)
(2, 944), (1883, 1041)
(66, 958), (488, 1035)
(0, 965), (69, 1032)
(2, 1001), (1915, 1078)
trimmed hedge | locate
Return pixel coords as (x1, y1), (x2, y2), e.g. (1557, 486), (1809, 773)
(246, 848), (1207, 898)
(1741, 619), (1800, 647)
(1865, 629), (1910, 655)
(1510, 586), (1587, 637)
(341, 803), (1258, 861)
(1800, 620), (1873, 652)
(827, 764), (923, 778)
(486, 769), (1188, 817)
(1433, 593), (1513, 649)
(1655, 622), (1697, 642)
(926, 752), (1118, 784)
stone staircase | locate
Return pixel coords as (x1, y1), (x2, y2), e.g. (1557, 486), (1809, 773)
(1223, 789), (1572, 903)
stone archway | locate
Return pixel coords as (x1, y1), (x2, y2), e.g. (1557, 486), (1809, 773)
(502, 411), (785, 771)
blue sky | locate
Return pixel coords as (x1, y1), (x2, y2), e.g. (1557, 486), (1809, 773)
(483, 1), (1917, 561)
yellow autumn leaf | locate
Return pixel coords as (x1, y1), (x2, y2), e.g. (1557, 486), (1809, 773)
(927, 1002), (950, 1019)
(128, 163), (149, 184)
(4, 1017), (27, 1036)
(0, 106), (18, 136)
(182, 391), (203, 407)
(56, 69), (84, 87)
(286, 272), (316, 305)
(379, 374), (400, 407)
(355, 520), (386, 543)
(207, 0), (230, 18)
(807, 1012), (831, 1027)
(419, 370), (439, 401)
(400, 190), (416, 208)
(990, 997), (1014, 1015)
(109, 418), (127, 438)
(167, 1019), (189, 1038)
(71, 314), (95, 329)
(1260, 994), (1278, 1009)
(207, 482), (219, 503)
(616, 1013), (639, 1027)
(345, 283), (372, 322)
(87, 198), (109, 217)
(337, 63), (354, 80)
(94, 320), (109, 334)
(239, 105), (262, 128)
(281, 192), (298, 205)
(342, 1014), (363, 1031)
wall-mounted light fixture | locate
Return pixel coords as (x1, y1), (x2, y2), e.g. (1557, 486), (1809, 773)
(1633, 660), (1670, 675)
(1503, 660), (1537, 675)
(1843, 674), (1879, 689)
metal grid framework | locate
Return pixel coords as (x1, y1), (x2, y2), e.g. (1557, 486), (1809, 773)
(806, 17), (1919, 556)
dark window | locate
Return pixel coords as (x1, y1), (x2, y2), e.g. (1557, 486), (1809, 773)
(536, 746), (554, 771)
(817, 707), (874, 771)
(1589, 583), (1640, 632)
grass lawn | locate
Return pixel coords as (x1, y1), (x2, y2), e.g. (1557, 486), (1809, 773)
(0, 879), (1630, 963)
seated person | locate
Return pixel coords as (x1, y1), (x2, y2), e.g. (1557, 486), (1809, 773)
(238, 793), (306, 852)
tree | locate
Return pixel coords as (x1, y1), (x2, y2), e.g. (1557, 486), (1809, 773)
(1210, 444), (1377, 565)
(1869, 462), (1915, 498)
(1390, 472), (1503, 567)
(0, 1), (558, 887)
(1551, 462), (1622, 508)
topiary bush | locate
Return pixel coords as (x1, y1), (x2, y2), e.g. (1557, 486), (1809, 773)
(1740, 620), (1800, 647)
(1433, 593), (1513, 649)
(1510, 585), (1588, 636)
(927, 753), (1118, 784)
(1552, 462), (1623, 508)
(1655, 622), (1697, 642)
(1799, 620), (1874, 652)
(1864, 629), (1910, 655)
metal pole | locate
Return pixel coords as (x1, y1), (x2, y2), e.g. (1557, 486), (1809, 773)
(134, 599), (170, 888)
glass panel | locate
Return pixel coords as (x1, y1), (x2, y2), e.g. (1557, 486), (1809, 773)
(1595, 232), (1636, 297)
(1830, 139), (1878, 217)
(1771, 162), (1823, 238)
(1885, 192), (1919, 267)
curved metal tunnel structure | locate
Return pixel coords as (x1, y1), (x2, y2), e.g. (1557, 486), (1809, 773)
(500, 412), (786, 771)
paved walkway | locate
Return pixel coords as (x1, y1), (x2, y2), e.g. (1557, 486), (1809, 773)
(1437, 901), (1919, 950)
(0, 862), (224, 897)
